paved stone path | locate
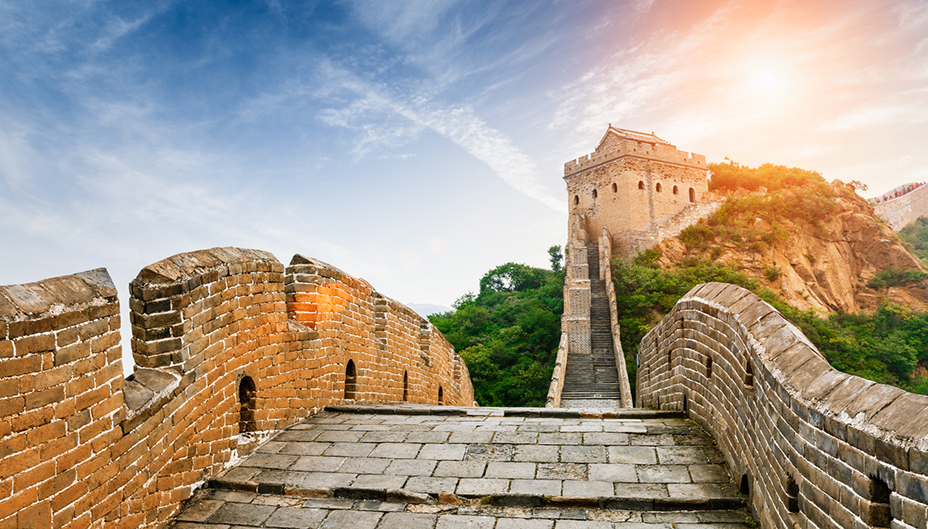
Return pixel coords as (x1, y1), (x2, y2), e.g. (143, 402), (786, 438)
(166, 405), (749, 528)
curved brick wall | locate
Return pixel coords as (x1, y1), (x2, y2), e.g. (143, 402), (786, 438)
(638, 282), (928, 529)
(1, 247), (473, 529)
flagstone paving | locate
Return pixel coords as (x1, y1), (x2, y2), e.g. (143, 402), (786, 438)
(166, 405), (750, 528)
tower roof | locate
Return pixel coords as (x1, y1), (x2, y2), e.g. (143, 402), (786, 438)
(597, 126), (670, 150)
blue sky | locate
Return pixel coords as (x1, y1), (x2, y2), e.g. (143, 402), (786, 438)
(3, 1), (928, 369)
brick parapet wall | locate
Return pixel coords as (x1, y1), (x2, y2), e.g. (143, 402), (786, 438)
(0, 269), (127, 529)
(873, 183), (928, 231)
(1, 247), (474, 529)
(284, 254), (473, 407)
(598, 228), (632, 408)
(638, 282), (928, 529)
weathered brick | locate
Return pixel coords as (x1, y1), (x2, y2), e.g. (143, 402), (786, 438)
(75, 386), (108, 412)
(13, 459), (54, 492)
(26, 421), (66, 446)
(10, 407), (53, 432)
(14, 333), (55, 355)
(54, 341), (91, 368)
(0, 397), (24, 419)
(3, 357), (41, 377)
(25, 386), (65, 410)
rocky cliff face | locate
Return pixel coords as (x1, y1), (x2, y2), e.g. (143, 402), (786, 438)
(654, 189), (928, 314)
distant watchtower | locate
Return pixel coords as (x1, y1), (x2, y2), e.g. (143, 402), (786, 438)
(564, 126), (709, 257)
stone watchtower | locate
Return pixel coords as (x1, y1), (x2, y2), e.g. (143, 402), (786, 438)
(564, 126), (709, 257)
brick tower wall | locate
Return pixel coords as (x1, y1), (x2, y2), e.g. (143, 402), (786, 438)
(564, 132), (709, 258)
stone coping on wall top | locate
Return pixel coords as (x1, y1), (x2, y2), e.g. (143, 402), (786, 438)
(679, 281), (928, 452)
(135, 247), (280, 285)
(0, 267), (116, 321)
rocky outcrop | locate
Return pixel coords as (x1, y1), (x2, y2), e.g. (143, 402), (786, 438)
(654, 188), (928, 314)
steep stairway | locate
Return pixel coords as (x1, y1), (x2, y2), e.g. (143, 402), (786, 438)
(561, 242), (623, 407)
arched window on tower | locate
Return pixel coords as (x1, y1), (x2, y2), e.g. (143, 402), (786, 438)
(574, 195), (579, 205)
(612, 183), (617, 193)
(638, 181), (645, 190)
(592, 189), (598, 199)
(689, 188), (696, 203)
(656, 183), (662, 192)
(673, 185), (679, 195)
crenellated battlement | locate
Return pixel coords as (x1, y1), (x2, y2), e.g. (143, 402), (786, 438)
(565, 135), (707, 177)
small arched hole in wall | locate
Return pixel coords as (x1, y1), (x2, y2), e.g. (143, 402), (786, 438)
(656, 182), (662, 192)
(438, 386), (444, 405)
(744, 360), (754, 388)
(612, 183), (617, 193)
(238, 376), (257, 433)
(706, 356), (713, 379)
(682, 393), (688, 413)
(689, 187), (696, 203)
(868, 476), (892, 527)
(638, 181), (645, 190)
(740, 474), (750, 496)
(345, 360), (357, 400)
(403, 371), (408, 402)
(574, 195), (579, 205)
(592, 189), (598, 199)
(673, 185), (679, 195)
(786, 475), (799, 514)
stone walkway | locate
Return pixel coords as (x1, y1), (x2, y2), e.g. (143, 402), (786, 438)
(166, 405), (749, 528)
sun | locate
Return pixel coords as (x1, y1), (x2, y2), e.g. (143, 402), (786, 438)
(758, 70), (778, 88)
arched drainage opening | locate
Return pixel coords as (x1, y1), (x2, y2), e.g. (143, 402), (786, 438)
(867, 476), (892, 527)
(744, 361), (754, 388)
(438, 386), (444, 405)
(403, 371), (409, 402)
(682, 393), (688, 413)
(345, 360), (357, 400)
(238, 376), (257, 434)
(740, 474), (750, 496)
(786, 475), (799, 513)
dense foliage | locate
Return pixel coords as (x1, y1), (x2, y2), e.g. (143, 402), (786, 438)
(429, 261), (564, 407)
(899, 216), (928, 267)
(614, 251), (928, 395)
(708, 160), (828, 193)
(681, 162), (848, 255)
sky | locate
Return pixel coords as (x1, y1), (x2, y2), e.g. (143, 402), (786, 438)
(2, 0), (928, 370)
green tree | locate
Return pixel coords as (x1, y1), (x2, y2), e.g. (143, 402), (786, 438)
(548, 245), (564, 273)
(430, 261), (564, 407)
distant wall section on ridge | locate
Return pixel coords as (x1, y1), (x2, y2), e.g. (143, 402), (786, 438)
(873, 183), (928, 231)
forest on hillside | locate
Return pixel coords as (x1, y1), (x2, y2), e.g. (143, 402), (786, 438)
(434, 164), (928, 406)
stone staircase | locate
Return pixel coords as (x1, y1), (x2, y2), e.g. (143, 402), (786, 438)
(561, 242), (623, 408)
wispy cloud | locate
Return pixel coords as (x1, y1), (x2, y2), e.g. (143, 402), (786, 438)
(311, 64), (564, 211)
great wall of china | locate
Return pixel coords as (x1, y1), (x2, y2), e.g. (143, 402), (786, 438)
(0, 247), (473, 528)
(4, 128), (928, 528)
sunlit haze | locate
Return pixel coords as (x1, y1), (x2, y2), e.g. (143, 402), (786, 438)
(2, 1), (928, 370)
